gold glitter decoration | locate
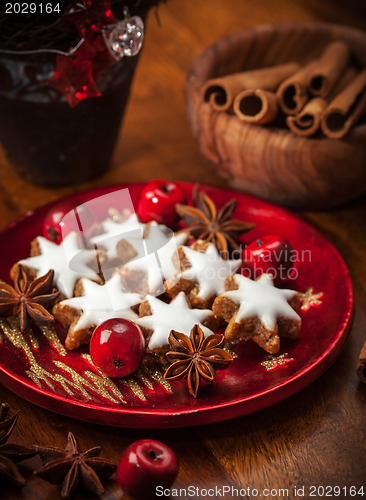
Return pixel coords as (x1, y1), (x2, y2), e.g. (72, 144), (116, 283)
(147, 369), (173, 394)
(261, 353), (294, 371)
(26, 331), (40, 350)
(0, 319), (177, 404)
(54, 372), (89, 397)
(80, 353), (94, 364)
(299, 287), (324, 311)
(27, 369), (56, 391)
(143, 358), (173, 394)
(0, 318), (38, 360)
(0, 318), (58, 392)
(81, 353), (149, 402)
(85, 371), (126, 404)
(7, 316), (39, 349)
(120, 378), (147, 402)
(39, 325), (67, 356)
(55, 361), (126, 404)
(134, 368), (155, 390)
(0, 319), (126, 404)
(54, 361), (108, 399)
(83, 353), (172, 397)
(224, 347), (238, 359)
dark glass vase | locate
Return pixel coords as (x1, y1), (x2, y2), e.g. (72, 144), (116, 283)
(0, 45), (140, 186)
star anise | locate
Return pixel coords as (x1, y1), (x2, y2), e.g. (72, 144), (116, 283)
(175, 186), (255, 258)
(0, 403), (37, 487)
(34, 432), (117, 498)
(164, 325), (233, 398)
(0, 265), (60, 332)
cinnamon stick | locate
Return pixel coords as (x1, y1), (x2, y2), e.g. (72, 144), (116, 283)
(357, 339), (366, 383)
(286, 98), (326, 136)
(233, 89), (278, 124)
(321, 69), (366, 139)
(286, 68), (356, 137)
(276, 60), (317, 115)
(202, 62), (300, 112)
(306, 40), (351, 97)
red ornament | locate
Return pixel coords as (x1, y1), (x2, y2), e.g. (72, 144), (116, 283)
(90, 319), (145, 378)
(67, 0), (116, 38)
(137, 180), (186, 228)
(242, 235), (295, 285)
(48, 0), (116, 106)
(47, 54), (101, 107)
(116, 439), (179, 498)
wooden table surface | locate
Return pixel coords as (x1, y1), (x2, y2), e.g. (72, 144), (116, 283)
(1, 1), (366, 499)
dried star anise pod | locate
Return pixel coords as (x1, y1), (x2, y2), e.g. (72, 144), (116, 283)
(0, 265), (60, 332)
(0, 402), (37, 487)
(164, 324), (233, 398)
(34, 432), (117, 498)
(175, 185), (255, 259)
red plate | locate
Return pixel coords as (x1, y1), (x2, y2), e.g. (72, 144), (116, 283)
(0, 183), (353, 428)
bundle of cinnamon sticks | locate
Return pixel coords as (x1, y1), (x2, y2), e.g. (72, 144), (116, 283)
(201, 40), (366, 138)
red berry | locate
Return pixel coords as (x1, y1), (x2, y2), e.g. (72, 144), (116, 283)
(116, 439), (179, 499)
(43, 199), (94, 244)
(242, 235), (295, 285)
(137, 180), (186, 228)
(90, 319), (145, 378)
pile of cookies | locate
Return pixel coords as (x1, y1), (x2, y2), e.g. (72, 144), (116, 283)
(4, 185), (302, 366)
(0, 188), (301, 397)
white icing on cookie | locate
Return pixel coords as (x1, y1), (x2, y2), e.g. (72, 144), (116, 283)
(19, 232), (99, 298)
(71, 309), (138, 332)
(156, 230), (188, 279)
(136, 292), (214, 349)
(122, 253), (164, 295)
(122, 222), (171, 263)
(180, 244), (241, 299)
(90, 213), (144, 258)
(60, 274), (141, 331)
(90, 215), (187, 293)
(222, 273), (300, 330)
(121, 223), (188, 294)
(100, 213), (141, 236)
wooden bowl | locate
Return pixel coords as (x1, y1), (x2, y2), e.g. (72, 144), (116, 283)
(185, 23), (366, 210)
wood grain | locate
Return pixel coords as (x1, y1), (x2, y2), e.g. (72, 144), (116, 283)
(1, 1), (366, 499)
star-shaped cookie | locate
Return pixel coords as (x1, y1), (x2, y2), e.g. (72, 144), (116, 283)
(212, 273), (301, 354)
(136, 292), (214, 350)
(90, 212), (143, 260)
(17, 232), (99, 298)
(118, 223), (188, 296)
(53, 274), (142, 349)
(165, 243), (241, 308)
